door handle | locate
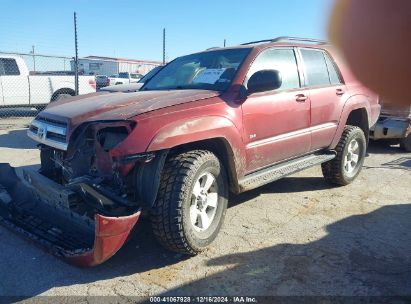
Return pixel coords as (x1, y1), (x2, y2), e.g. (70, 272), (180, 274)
(336, 88), (345, 96)
(295, 94), (308, 102)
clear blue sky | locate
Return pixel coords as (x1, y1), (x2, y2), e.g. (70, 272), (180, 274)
(0, 0), (333, 61)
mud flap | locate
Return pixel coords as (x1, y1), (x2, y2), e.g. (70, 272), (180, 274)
(0, 163), (141, 267)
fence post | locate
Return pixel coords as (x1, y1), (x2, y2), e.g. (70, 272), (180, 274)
(74, 12), (79, 95)
(163, 28), (166, 65)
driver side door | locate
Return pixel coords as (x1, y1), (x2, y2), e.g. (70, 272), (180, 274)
(241, 48), (311, 173)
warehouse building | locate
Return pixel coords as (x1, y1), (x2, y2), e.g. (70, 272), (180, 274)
(72, 56), (162, 76)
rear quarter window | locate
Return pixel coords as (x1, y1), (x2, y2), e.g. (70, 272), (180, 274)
(300, 49), (330, 87)
(324, 52), (342, 85)
(0, 58), (20, 76)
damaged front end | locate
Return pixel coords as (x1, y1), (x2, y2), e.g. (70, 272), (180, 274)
(0, 117), (163, 267)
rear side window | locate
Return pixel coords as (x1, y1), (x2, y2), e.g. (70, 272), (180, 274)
(324, 52), (342, 85)
(0, 58), (20, 75)
(247, 48), (300, 90)
(300, 49), (330, 87)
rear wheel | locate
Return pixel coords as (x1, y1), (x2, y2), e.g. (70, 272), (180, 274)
(150, 150), (228, 255)
(400, 127), (411, 152)
(322, 125), (366, 185)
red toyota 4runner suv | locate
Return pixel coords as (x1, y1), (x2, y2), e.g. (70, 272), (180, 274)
(0, 37), (380, 266)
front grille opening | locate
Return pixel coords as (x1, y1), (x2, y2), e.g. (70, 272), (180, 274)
(46, 132), (66, 142)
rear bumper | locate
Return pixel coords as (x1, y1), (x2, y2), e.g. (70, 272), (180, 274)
(370, 116), (410, 140)
(0, 163), (141, 267)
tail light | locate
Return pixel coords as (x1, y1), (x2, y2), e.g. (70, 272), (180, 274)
(89, 79), (96, 90)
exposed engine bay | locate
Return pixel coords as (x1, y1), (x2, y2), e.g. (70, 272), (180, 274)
(39, 122), (139, 219)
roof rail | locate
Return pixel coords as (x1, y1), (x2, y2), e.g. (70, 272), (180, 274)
(241, 36), (328, 46)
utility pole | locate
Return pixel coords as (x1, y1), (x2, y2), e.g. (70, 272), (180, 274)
(163, 28), (166, 65)
(31, 45), (36, 72)
(74, 12), (79, 95)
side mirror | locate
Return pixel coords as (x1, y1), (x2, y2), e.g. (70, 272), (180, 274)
(247, 69), (282, 94)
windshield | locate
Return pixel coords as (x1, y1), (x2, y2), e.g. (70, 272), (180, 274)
(142, 48), (251, 91)
(138, 66), (162, 83)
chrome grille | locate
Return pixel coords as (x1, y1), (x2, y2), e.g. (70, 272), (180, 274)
(27, 117), (68, 150)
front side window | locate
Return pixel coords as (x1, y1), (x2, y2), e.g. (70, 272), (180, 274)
(0, 59), (20, 76)
(143, 48), (252, 91)
(246, 48), (300, 90)
(300, 49), (330, 87)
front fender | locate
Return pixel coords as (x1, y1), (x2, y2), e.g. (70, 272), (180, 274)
(147, 116), (247, 178)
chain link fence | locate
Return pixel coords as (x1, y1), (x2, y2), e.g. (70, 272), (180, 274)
(0, 51), (161, 124)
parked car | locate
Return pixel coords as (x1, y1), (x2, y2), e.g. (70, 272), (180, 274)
(0, 55), (96, 107)
(108, 72), (143, 86)
(95, 75), (110, 90)
(0, 37), (380, 266)
(101, 65), (163, 92)
(370, 100), (411, 151)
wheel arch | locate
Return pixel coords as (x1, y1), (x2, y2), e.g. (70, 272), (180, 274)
(168, 137), (241, 194)
(51, 88), (75, 101)
(346, 108), (369, 144)
(330, 95), (371, 148)
(135, 135), (242, 209)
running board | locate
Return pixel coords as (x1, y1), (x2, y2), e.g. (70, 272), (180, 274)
(238, 153), (336, 192)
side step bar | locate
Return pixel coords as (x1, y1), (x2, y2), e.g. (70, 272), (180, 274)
(238, 152), (336, 192)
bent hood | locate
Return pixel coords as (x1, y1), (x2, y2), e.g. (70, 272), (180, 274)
(40, 90), (219, 126)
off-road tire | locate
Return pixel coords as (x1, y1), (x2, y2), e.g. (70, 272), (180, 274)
(322, 125), (366, 185)
(400, 127), (411, 152)
(150, 150), (228, 255)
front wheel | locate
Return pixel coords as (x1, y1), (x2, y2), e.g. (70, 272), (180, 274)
(150, 150), (228, 255)
(52, 93), (72, 102)
(322, 125), (366, 185)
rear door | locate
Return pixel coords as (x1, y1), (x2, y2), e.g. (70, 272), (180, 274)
(242, 47), (311, 173)
(0, 58), (30, 106)
(298, 48), (346, 150)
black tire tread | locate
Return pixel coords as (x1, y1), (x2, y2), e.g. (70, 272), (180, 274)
(150, 150), (218, 255)
(322, 125), (364, 185)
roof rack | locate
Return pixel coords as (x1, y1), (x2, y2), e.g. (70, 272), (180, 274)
(241, 36), (328, 46)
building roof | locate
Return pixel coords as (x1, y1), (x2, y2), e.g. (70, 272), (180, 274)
(84, 55), (162, 65)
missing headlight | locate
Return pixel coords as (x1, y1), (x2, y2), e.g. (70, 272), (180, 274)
(97, 126), (129, 151)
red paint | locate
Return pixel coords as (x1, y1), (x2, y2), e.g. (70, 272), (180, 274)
(40, 42), (380, 182)
(65, 210), (141, 267)
(27, 41), (380, 266)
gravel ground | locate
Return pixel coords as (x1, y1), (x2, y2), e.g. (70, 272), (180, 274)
(0, 119), (410, 299)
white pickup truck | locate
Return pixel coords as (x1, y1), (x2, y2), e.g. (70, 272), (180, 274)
(0, 55), (96, 108)
(108, 72), (143, 86)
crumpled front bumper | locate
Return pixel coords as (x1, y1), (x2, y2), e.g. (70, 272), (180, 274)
(0, 163), (141, 267)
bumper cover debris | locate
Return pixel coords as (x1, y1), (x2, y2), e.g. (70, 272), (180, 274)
(0, 163), (141, 267)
